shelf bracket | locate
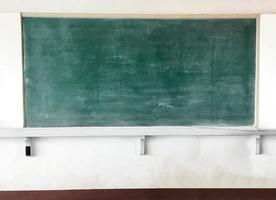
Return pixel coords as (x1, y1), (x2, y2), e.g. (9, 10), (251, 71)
(138, 136), (146, 155)
(256, 135), (262, 155)
(24, 137), (32, 156)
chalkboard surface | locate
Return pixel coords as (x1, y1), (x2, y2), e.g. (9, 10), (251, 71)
(23, 17), (256, 127)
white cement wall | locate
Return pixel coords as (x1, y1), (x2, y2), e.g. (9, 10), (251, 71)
(258, 14), (276, 129)
(1, 0), (276, 189)
(0, 0), (276, 14)
(0, 13), (23, 128)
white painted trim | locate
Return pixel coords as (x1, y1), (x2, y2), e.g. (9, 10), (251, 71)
(254, 15), (260, 129)
(0, 126), (273, 137)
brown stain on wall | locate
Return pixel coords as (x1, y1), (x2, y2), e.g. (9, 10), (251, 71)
(150, 169), (276, 188)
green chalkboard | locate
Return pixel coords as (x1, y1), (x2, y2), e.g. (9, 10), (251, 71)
(23, 17), (256, 127)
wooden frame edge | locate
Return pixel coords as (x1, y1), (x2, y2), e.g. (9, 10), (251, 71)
(21, 13), (259, 19)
